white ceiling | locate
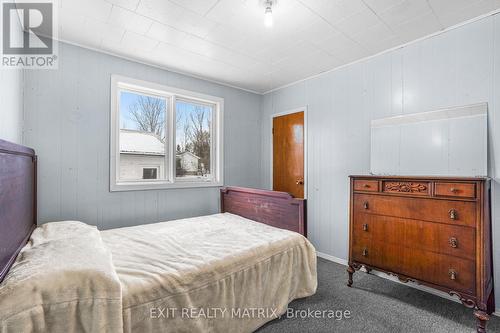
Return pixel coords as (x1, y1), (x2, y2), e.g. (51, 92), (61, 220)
(58, 0), (500, 93)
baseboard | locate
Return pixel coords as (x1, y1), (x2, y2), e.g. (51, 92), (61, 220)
(316, 251), (348, 265)
(316, 252), (500, 317)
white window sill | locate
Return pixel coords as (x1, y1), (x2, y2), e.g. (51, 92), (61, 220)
(110, 180), (223, 192)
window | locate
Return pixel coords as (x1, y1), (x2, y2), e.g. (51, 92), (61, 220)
(111, 76), (223, 191)
(175, 99), (214, 181)
(142, 168), (158, 180)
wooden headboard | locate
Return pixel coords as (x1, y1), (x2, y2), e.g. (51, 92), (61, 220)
(0, 139), (37, 283)
(220, 187), (306, 236)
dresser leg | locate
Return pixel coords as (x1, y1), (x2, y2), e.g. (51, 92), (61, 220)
(474, 310), (489, 333)
(347, 265), (355, 287)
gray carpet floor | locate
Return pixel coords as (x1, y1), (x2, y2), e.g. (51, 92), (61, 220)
(257, 258), (500, 333)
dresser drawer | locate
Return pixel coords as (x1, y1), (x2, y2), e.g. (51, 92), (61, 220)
(353, 213), (475, 260)
(353, 179), (379, 192)
(402, 247), (475, 294)
(382, 181), (431, 196)
(352, 241), (475, 294)
(435, 182), (476, 199)
(353, 193), (476, 228)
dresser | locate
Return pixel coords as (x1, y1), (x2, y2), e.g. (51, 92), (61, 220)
(348, 176), (494, 332)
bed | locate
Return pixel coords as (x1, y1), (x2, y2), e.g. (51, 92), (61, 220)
(0, 139), (317, 333)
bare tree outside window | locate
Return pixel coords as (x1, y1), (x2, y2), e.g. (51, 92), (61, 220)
(187, 107), (211, 171)
(176, 100), (213, 179)
(128, 95), (166, 142)
(119, 91), (167, 181)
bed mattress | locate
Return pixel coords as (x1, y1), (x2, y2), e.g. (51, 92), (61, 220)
(101, 212), (317, 333)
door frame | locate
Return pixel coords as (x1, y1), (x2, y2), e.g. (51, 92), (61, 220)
(270, 106), (308, 199)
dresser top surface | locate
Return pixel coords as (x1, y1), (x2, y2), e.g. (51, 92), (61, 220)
(349, 175), (489, 181)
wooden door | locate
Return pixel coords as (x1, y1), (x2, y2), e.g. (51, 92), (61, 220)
(273, 111), (304, 198)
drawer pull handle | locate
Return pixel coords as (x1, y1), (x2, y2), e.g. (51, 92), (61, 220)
(362, 248), (368, 257)
(449, 270), (457, 280)
(362, 224), (368, 231)
(449, 237), (458, 248)
(449, 209), (458, 220)
(363, 184), (370, 188)
(450, 188), (459, 193)
(363, 201), (369, 210)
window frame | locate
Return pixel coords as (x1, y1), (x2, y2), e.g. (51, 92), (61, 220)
(174, 97), (217, 183)
(110, 75), (224, 192)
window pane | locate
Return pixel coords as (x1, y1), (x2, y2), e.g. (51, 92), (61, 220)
(119, 90), (167, 181)
(142, 168), (158, 179)
(175, 99), (213, 180)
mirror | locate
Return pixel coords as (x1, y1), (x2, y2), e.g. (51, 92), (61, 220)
(370, 103), (487, 177)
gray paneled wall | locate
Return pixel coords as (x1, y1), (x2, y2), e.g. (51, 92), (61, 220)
(261, 14), (500, 303)
(20, 13), (500, 307)
(0, 69), (23, 144)
(24, 42), (262, 229)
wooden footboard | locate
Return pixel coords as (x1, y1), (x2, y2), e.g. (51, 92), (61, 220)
(220, 187), (306, 236)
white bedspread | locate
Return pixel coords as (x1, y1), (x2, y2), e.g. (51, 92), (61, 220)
(0, 221), (123, 333)
(100, 213), (317, 333)
(0, 213), (317, 333)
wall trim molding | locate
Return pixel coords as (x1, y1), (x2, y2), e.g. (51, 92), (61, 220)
(316, 252), (500, 317)
(56, 39), (263, 96)
(317, 251), (348, 265)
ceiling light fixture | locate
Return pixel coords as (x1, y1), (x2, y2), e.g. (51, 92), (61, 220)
(264, 0), (273, 27)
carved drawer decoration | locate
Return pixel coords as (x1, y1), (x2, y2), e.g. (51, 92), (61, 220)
(383, 181), (430, 196)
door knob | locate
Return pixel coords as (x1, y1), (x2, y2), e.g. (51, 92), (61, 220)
(296, 179), (304, 185)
